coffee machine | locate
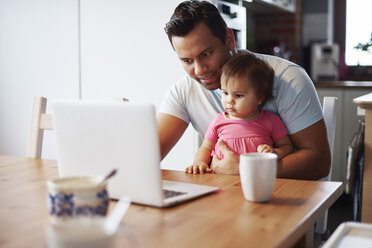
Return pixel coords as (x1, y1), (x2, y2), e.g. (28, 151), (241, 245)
(311, 43), (340, 81)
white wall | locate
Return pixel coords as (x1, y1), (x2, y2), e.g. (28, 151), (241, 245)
(79, 0), (195, 170)
(0, 0), (80, 158)
(0, 0), (196, 171)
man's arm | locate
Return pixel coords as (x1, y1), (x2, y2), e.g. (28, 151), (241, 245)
(211, 119), (331, 180)
(278, 119), (330, 179)
(157, 113), (188, 160)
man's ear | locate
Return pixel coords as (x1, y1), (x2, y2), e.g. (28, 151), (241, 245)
(225, 28), (236, 51)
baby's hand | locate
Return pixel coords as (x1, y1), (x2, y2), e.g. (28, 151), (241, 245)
(257, 144), (274, 153)
(185, 162), (212, 174)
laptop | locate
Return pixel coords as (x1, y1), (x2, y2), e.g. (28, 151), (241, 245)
(51, 100), (219, 207)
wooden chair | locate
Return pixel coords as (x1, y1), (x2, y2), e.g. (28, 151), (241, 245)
(26, 97), (52, 158)
(26, 96), (129, 158)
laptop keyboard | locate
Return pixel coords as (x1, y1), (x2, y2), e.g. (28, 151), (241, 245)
(163, 189), (187, 199)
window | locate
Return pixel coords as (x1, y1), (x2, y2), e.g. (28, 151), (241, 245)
(345, 0), (372, 66)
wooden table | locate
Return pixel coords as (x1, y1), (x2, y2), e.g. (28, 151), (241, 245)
(0, 155), (343, 248)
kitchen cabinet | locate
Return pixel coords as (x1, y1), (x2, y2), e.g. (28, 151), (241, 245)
(316, 82), (372, 187)
(243, 0), (296, 13)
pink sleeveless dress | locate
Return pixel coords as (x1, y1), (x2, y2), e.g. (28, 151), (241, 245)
(205, 110), (288, 159)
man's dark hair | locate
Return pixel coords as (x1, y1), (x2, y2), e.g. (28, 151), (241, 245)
(164, 0), (227, 46)
(221, 53), (274, 106)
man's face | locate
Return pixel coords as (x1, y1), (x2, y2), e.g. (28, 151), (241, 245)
(171, 22), (234, 91)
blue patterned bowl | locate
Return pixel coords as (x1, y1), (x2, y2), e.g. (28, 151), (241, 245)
(47, 176), (109, 223)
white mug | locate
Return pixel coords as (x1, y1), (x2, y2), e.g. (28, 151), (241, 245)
(239, 153), (277, 202)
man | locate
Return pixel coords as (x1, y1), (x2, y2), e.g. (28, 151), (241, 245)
(157, 0), (330, 180)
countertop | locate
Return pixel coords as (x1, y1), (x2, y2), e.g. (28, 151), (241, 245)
(314, 81), (372, 88)
(353, 92), (372, 109)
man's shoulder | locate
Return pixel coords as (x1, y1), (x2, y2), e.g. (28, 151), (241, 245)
(172, 75), (192, 87)
(248, 52), (313, 90)
(172, 75), (216, 96)
(167, 75), (196, 98)
(253, 52), (300, 70)
(172, 75), (201, 90)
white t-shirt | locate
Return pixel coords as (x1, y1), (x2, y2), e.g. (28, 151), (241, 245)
(159, 52), (323, 137)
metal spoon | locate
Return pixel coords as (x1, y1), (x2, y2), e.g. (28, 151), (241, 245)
(100, 168), (118, 185)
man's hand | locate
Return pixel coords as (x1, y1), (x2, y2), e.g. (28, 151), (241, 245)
(210, 140), (239, 175)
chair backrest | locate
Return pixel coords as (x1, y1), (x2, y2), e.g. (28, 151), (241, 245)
(26, 96), (129, 158)
(322, 96), (337, 181)
(314, 96), (337, 235)
(26, 97), (52, 158)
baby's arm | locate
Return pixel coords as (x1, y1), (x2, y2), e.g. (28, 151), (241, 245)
(257, 136), (293, 159)
(185, 139), (215, 174)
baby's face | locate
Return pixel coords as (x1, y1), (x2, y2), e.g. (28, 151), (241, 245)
(221, 77), (262, 120)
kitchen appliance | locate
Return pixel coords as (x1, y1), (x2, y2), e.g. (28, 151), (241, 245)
(210, 0), (247, 49)
(311, 43), (340, 81)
